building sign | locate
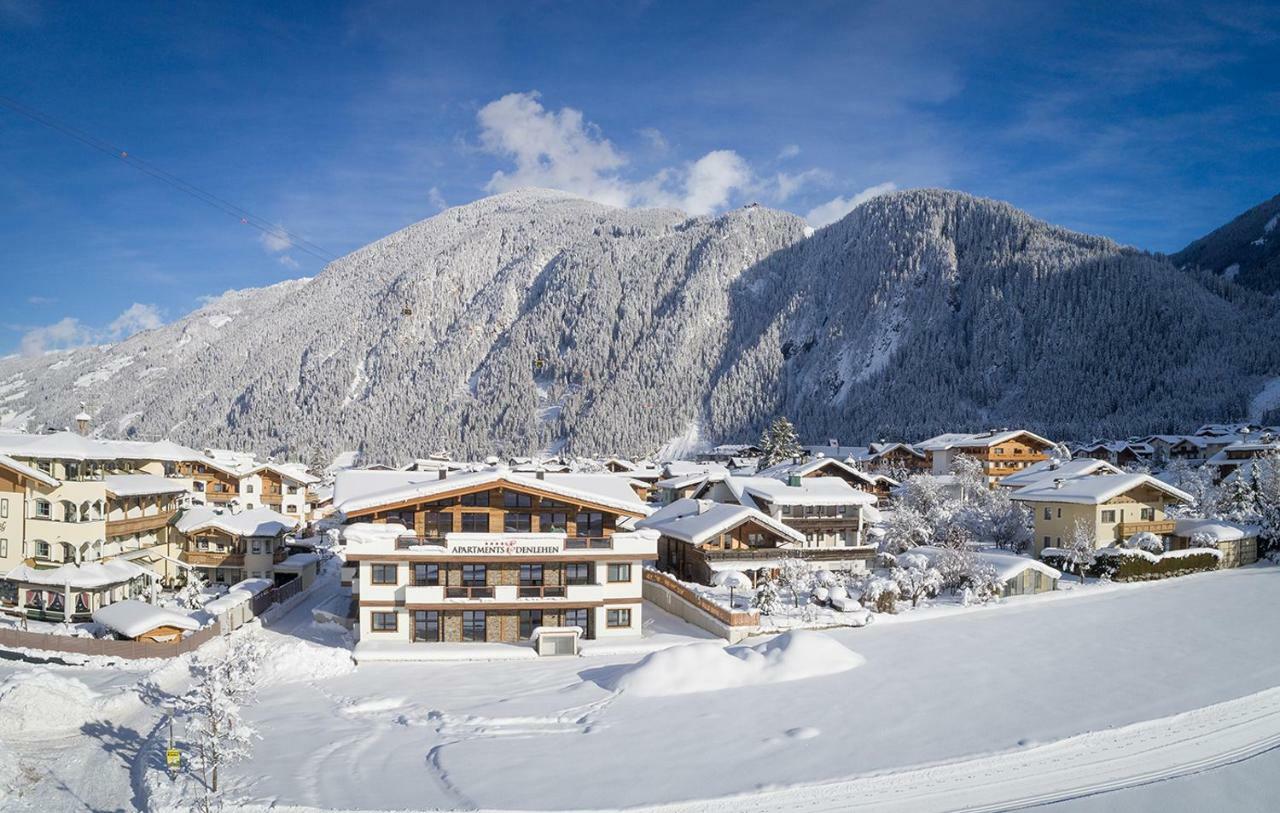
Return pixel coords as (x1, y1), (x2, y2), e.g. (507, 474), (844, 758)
(449, 539), (561, 556)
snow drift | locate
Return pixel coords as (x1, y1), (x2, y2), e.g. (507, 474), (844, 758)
(607, 630), (864, 697)
(0, 668), (129, 738)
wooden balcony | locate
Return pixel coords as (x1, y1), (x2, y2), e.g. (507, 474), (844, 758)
(181, 551), (245, 568)
(106, 511), (176, 538)
(1117, 520), (1177, 537)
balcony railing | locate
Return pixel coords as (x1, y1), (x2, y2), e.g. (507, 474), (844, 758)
(565, 536), (612, 549)
(396, 535), (448, 550)
(444, 586), (494, 599)
(517, 585), (567, 598)
(701, 547), (874, 561)
(1117, 520), (1177, 537)
(182, 551), (245, 568)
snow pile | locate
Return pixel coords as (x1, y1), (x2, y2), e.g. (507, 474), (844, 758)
(609, 630), (864, 697)
(0, 669), (124, 738)
(255, 636), (355, 686)
(343, 522), (409, 551)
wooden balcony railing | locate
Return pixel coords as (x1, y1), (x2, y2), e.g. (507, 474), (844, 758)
(564, 536), (612, 549)
(181, 551), (245, 568)
(1117, 520), (1177, 537)
(106, 511), (176, 537)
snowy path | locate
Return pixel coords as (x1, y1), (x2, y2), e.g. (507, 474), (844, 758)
(647, 683), (1280, 812)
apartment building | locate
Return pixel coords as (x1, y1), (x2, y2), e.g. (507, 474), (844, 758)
(1009, 473), (1192, 556)
(180, 452), (316, 525)
(916, 430), (1056, 482)
(337, 467), (655, 646)
(173, 506), (299, 585)
(641, 498), (808, 586)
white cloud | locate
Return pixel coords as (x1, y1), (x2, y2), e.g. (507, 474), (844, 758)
(428, 186), (447, 211)
(778, 144), (801, 160)
(774, 168), (828, 202)
(639, 127), (669, 152)
(20, 303), (164, 355)
(278, 255), (301, 270)
(20, 317), (92, 355)
(107, 303), (163, 338)
(258, 225), (292, 253)
(475, 91), (755, 216)
(26, 295), (55, 305)
(478, 91), (631, 207)
(805, 182), (899, 228)
(680, 151), (751, 214)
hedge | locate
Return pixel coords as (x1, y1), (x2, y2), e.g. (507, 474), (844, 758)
(1040, 547), (1221, 582)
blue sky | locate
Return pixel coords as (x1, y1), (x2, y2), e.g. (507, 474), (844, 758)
(2, 0), (1277, 354)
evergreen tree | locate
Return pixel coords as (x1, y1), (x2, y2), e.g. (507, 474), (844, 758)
(758, 416), (803, 466)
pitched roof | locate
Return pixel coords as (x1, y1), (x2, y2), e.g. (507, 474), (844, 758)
(92, 599), (201, 637)
(754, 456), (877, 486)
(731, 475), (876, 507)
(998, 458), (1123, 489)
(0, 453), (59, 487)
(1009, 473), (1192, 505)
(104, 473), (189, 497)
(5, 559), (151, 588)
(637, 498), (805, 545)
(175, 506), (298, 537)
(915, 429), (1055, 452)
(333, 467), (648, 517)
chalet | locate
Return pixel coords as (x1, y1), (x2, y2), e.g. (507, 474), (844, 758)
(174, 506), (299, 585)
(1203, 438), (1280, 479)
(1009, 473), (1192, 556)
(916, 430), (1057, 482)
(640, 498), (807, 586)
(1072, 441), (1152, 469)
(756, 456), (896, 501)
(906, 546), (1061, 596)
(179, 456), (316, 525)
(336, 467), (654, 647)
(998, 458), (1123, 491)
(864, 442), (930, 475)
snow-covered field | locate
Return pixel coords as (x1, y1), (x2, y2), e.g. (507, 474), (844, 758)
(5, 565), (1280, 811)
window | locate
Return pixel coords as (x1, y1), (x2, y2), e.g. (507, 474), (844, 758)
(424, 511), (453, 536)
(520, 563), (544, 585)
(460, 491), (490, 507)
(519, 609), (543, 639)
(0, 498), (7, 518)
(462, 563), (487, 586)
(540, 511), (568, 532)
(414, 610), (440, 642)
(607, 563), (631, 583)
(564, 608), (589, 631)
(1043, 536), (1050, 549)
(413, 563), (439, 585)
(371, 564), (398, 585)
(460, 513), (489, 533)
(250, 541), (262, 555)
(1140, 507), (1155, 521)
(565, 562), (592, 585)
(35, 540), (50, 558)
(0, 539), (6, 558)
(393, 510), (416, 528)
(503, 492), (532, 509)
(35, 499), (50, 519)
(1042, 507), (1051, 520)
(576, 512), (605, 536)
(504, 512), (532, 532)
(245, 503), (255, 510)
(1056, 508), (1062, 518)
(462, 610), (486, 642)
(1101, 510), (1116, 523)
(245, 484), (254, 493)
(288, 485), (299, 495)
(371, 612), (397, 632)
(607, 609), (631, 628)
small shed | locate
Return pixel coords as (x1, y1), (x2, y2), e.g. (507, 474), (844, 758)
(1170, 519), (1260, 568)
(93, 600), (202, 643)
(531, 625), (581, 656)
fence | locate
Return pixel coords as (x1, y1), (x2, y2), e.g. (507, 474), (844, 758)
(0, 620), (222, 660)
(643, 569), (759, 642)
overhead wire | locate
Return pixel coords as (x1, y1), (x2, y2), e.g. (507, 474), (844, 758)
(0, 94), (336, 263)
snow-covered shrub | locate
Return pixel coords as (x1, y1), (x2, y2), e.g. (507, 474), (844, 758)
(751, 580), (782, 615)
(892, 554), (942, 608)
(1124, 531), (1164, 554)
(1189, 530), (1218, 549)
(776, 557), (815, 608)
(960, 561), (1004, 604)
(1095, 547), (1221, 581)
(860, 577), (899, 613)
(880, 505), (932, 555)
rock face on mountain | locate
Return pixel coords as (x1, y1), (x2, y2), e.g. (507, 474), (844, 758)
(1173, 193), (1280, 294)
(2, 188), (1277, 463)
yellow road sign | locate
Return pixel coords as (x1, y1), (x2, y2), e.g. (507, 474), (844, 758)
(166, 748), (181, 769)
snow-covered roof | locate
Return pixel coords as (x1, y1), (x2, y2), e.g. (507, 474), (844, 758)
(92, 599), (201, 638)
(274, 552), (321, 572)
(637, 498), (805, 546)
(1172, 518), (1261, 543)
(0, 453), (59, 487)
(907, 546), (1061, 581)
(0, 431), (203, 463)
(333, 467), (648, 517)
(733, 475), (876, 507)
(175, 506), (299, 537)
(104, 473), (188, 498)
(656, 470), (727, 490)
(867, 441), (925, 459)
(915, 429), (1054, 452)
(1009, 473), (1192, 505)
(201, 577), (273, 615)
(998, 458), (1123, 489)
(5, 559), (150, 589)
(754, 457), (877, 486)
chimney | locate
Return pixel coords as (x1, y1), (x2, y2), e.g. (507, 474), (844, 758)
(536, 470), (545, 480)
(1053, 478), (1064, 489)
(437, 469), (447, 481)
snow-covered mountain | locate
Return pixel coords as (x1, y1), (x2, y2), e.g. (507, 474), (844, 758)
(1173, 192), (1280, 294)
(3, 187), (1277, 463)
